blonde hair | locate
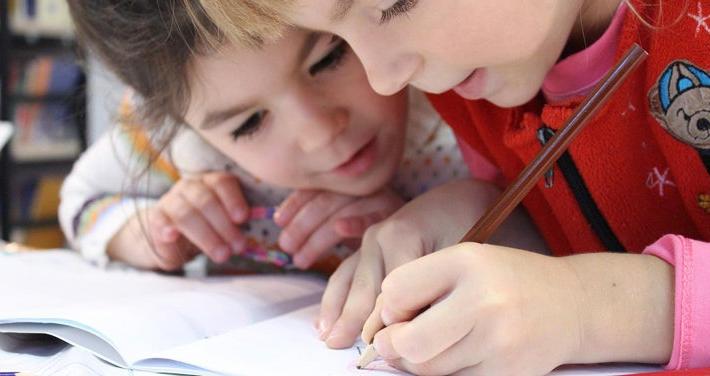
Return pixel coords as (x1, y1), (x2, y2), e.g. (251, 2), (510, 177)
(187, 0), (293, 47)
(195, 0), (691, 47)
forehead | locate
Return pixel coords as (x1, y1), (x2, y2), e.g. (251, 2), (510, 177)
(289, 0), (350, 27)
(187, 28), (309, 106)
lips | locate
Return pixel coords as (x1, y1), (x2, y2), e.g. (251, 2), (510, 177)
(453, 68), (487, 100)
(333, 137), (378, 177)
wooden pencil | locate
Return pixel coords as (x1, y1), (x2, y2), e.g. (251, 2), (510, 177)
(356, 43), (648, 370)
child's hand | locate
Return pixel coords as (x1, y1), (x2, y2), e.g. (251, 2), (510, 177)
(108, 172), (249, 270)
(363, 244), (582, 376)
(153, 172), (249, 264)
(107, 205), (200, 271)
(316, 180), (501, 348)
(275, 188), (405, 269)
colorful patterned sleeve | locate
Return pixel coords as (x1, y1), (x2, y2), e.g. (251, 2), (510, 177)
(59, 100), (180, 266)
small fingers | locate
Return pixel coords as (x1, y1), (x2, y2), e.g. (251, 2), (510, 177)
(278, 192), (353, 253)
(324, 244), (384, 349)
(150, 236), (199, 272)
(361, 293), (385, 344)
(291, 223), (343, 269)
(161, 188), (232, 263)
(384, 327), (489, 376)
(202, 172), (249, 223)
(381, 288), (475, 364)
(146, 210), (197, 271)
(181, 179), (246, 254)
(273, 190), (318, 227)
(334, 211), (386, 238)
(378, 250), (460, 325)
(318, 252), (360, 339)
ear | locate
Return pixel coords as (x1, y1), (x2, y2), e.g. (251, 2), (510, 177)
(648, 84), (670, 129)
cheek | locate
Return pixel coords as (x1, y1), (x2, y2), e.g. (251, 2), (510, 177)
(196, 130), (305, 186)
(228, 143), (304, 186)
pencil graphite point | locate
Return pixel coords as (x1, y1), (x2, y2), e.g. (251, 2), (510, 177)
(356, 343), (380, 370)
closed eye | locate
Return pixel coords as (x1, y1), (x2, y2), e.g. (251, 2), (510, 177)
(308, 38), (349, 76)
(231, 110), (267, 140)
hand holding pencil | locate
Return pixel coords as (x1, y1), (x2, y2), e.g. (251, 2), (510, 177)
(356, 44), (648, 373)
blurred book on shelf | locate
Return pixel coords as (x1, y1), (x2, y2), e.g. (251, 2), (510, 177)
(8, 54), (83, 161)
(10, 101), (80, 160)
(11, 174), (65, 248)
(10, 55), (82, 96)
(8, 0), (74, 39)
(1, 0), (86, 246)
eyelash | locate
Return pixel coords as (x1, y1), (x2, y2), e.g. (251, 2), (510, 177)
(380, 0), (418, 24)
(231, 41), (350, 140)
(231, 110), (266, 140)
(308, 39), (349, 76)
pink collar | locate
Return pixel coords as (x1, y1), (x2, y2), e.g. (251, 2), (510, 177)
(542, 3), (628, 103)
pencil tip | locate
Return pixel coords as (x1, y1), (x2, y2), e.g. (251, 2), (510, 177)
(356, 366), (362, 370)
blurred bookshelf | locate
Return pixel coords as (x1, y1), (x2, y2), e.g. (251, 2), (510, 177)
(1, 0), (86, 248)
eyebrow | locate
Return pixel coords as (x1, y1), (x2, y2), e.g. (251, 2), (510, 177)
(200, 32), (321, 130)
(331, 0), (354, 22)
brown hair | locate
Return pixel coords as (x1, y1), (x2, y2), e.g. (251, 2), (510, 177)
(67, 0), (223, 128)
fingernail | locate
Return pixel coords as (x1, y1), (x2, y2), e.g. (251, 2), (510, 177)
(293, 255), (309, 269)
(325, 324), (350, 348)
(232, 208), (246, 222)
(381, 307), (395, 326)
(279, 233), (294, 252)
(161, 227), (176, 241)
(273, 209), (282, 224)
(213, 245), (231, 262)
(317, 319), (330, 340)
(325, 324), (340, 342)
(231, 238), (246, 254)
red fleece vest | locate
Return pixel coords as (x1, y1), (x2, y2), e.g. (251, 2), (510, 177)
(428, 0), (710, 255)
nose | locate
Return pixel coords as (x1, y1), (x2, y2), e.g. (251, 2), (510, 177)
(697, 117), (710, 132)
(350, 35), (422, 96)
(295, 101), (349, 153)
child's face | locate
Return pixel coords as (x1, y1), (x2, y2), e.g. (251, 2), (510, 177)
(288, 0), (585, 107)
(184, 29), (407, 196)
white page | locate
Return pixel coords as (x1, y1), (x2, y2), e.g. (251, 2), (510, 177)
(0, 251), (324, 366)
(142, 305), (407, 376)
(139, 305), (663, 376)
(0, 251), (664, 376)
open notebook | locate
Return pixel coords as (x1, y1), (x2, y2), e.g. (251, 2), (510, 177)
(0, 250), (405, 375)
(0, 250), (662, 376)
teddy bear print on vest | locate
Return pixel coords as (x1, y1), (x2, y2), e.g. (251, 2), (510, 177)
(649, 60), (710, 175)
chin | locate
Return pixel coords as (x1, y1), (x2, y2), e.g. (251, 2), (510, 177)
(343, 169), (394, 197)
(486, 84), (542, 108)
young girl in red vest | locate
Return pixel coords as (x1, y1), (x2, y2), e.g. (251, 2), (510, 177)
(196, 0), (710, 373)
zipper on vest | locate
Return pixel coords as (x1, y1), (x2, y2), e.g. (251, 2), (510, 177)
(537, 126), (626, 252)
(698, 148), (710, 175)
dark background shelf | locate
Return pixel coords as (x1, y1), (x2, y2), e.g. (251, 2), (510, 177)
(0, 1), (87, 243)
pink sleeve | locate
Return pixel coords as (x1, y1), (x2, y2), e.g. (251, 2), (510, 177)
(643, 234), (710, 369)
(455, 138), (503, 186)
